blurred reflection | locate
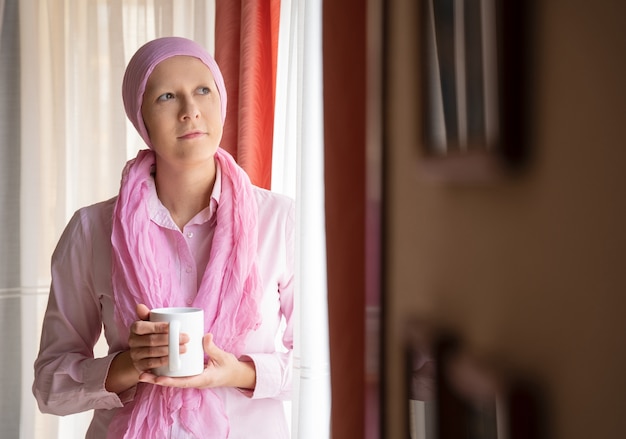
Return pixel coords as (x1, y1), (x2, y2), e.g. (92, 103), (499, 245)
(405, 322), (544, 439)
(406, 322), (437, 439)
(423, 0), (499, 155)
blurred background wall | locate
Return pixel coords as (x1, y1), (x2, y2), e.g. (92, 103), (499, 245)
(383, 0), (626, 438)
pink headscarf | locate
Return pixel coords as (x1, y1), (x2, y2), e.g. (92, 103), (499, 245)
(110, 37), (261, 439)
(122, 36), (228, 148)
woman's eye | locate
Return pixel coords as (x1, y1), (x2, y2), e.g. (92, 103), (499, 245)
(157, 92), (175, 102)
(198, 87), (210, 95)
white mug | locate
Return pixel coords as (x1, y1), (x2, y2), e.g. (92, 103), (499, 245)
(150, 307), (205, 377)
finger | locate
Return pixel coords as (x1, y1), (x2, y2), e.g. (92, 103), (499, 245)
(129, 340), (188, 371)
(131, 351), (169, 373)
(203, 333), (227, 365)
(138, 371), (158, 384)
(136, 303), (151, 321)
(128, 332), (188, 350)
(128, 331), (169, 350)
(129, 344), (170, 361)
(130, 320), (169, 337)
(152, 374), (201, 388)
(138, 362), (201, 387)
(131, 323), (191, 340)
(202, 333), (215, 355)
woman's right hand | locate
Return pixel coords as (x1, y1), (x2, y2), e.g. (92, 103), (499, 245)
(105, 304), (188, 394)
(127, 304), (174, 373)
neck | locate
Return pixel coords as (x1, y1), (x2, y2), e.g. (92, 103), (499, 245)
(154, 158), (217, 230)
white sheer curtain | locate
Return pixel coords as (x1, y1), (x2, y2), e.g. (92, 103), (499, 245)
(273, 1), (331, 438)
(11, 0), (329, 438)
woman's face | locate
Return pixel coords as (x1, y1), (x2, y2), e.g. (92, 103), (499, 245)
(141, 55), (223, 168)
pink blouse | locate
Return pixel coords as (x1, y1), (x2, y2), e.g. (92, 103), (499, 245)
(33, 167), (294, 438)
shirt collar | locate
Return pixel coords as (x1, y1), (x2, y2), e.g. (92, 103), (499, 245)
(147, 161), (222, 229)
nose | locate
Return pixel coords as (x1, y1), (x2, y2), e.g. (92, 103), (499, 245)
(180, 96), (200, 120)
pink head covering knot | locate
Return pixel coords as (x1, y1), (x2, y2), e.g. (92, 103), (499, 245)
(121, 36), (228, 148)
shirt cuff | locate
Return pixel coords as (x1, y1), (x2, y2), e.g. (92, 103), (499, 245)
(241, 353), (287, 400)
(84, 352), (135, 406)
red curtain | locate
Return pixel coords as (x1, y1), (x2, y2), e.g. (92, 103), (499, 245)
(323, 1), (368, 438)
(215, 0), (281, 189)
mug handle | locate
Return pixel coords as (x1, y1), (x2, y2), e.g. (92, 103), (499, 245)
(168, 320), (181, 373)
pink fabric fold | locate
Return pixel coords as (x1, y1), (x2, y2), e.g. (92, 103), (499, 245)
(109, 147), (262, 438)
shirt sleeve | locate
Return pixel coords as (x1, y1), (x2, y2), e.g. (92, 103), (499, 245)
(242, 194), (295, 401)
(32, 208), (126, 416)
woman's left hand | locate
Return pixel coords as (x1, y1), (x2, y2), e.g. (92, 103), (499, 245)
(138, 333), (256, 390)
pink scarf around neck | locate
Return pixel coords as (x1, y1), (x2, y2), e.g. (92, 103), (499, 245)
(109, 148), (262, 438)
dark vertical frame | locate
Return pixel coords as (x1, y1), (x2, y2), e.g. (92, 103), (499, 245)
(323, 1), (368, 438)
(0, 1), (22, 437)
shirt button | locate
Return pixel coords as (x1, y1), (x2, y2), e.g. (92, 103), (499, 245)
(185, 265), (192, 273)
(186, 232), (194, 239)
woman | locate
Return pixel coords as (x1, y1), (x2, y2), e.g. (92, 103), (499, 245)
(33, 36), (294, 439)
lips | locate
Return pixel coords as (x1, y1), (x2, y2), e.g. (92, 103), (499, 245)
(178, 130), (206, 140)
